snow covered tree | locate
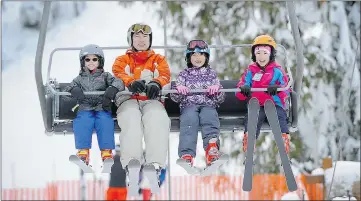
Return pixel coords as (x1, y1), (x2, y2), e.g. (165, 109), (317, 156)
(152, 1), (308, 174)
(19, 2), (87, 29)
(151, 1), (360, 173)
(296, 1), (360, 166)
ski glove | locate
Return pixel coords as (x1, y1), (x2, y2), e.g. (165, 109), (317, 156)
(176, 85), (190, 95)
(267, 84), (279, 96)
(70, 86), (86, 103)
(102, 86), (119, 111)
(146, 81), (161, 99)
(239, 85), (251, 97)
(129, 80), (146, 93)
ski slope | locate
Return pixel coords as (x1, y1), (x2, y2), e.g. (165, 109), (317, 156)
(2, 1), (211, 189)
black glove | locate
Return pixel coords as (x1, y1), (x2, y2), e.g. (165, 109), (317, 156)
(267, 84), (279, 96)
(70, 86), (85, 103)
(102, 86), (119, 111)
(128, 80), (146, 93)
(239, 85), (251, 97)
(146, 81), (161, 99)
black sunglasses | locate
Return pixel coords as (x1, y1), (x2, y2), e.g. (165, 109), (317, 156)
(85, 58), (99, 62)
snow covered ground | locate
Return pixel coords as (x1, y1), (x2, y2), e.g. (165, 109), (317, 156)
(332, 196), (357, 201)
(324, 161), (360, 199)
(310, 161), (360, 199)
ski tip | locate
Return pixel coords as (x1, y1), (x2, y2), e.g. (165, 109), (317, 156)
(288, 186), (299, 192)
(101, 169), (111, 174)
(176, 158), (188, 164)
(265, 99), (274, 105)
(242, 186), (252, 192)
(250, 97), (260, 103)
(128, 158), (141, 166)
(69, 155), (78, 161)
(220, 154), (229, 160)
(84, 169), (95, 174)
(104, 158), (114, 163)
(143, 164), (156, 171)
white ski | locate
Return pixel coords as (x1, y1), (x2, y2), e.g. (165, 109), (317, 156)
(101, 158), (114, 173)
(176, 154), (229, 176)
(69, 155), (94, 173)
(201, 154), (229, 176)
(176, 158), (201, 175)
(127, 159), (141, 197)
(142, 163), (160, 194)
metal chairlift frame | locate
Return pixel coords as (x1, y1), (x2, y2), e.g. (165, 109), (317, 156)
(34, 1), (304, 199)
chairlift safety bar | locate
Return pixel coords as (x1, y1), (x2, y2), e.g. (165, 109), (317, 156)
(45, 44), (289, 86)
(46, 83), (292, 96)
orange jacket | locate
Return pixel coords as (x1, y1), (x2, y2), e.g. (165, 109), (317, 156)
(112, 49), (171, 88)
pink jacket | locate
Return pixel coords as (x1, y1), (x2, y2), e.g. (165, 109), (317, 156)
(235, 62), (290, 108)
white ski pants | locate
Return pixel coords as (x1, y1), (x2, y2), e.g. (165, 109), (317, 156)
(117, 99), (170, 167)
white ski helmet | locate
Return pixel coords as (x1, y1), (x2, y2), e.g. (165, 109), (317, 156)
(79, 44), (105, 69)
(127, 23), (153, 50)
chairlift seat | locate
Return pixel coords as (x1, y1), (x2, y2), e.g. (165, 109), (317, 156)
(50, 80), (297, 134)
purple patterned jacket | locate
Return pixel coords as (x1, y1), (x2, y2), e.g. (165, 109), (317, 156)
(170, 66), (226, 109)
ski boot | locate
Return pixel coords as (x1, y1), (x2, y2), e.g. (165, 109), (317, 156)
(101, 149), (113, 161)
(152, 163), (162, 187)
(281, 133), (292, 165)
(76, 149), (90, 165)
(282, 134), (290, 154)
(242, 133), (256, 165)
(242, 132), (257, 152)
(177, 154), (199, 175)
(205, 138), (220, 166)
(181, 154), (194, 167)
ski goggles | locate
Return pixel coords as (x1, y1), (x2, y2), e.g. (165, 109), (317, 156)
(130, 24), (152, 34)
(185, 47), (210, 55)
(187, 40), (209, 51)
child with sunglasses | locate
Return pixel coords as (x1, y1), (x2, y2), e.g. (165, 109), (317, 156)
(112, 23), (171, 194)
(64, 44), (125, 166)
(236, 35), (291, 157)
(170, 40), (227, 174)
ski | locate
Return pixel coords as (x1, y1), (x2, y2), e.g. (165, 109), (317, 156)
(242, 97), (260, 192)
(101, 158), (114, 173)
(142, 163), (160, 194)
(176, 154), (229, 176)
(69, 155), (94, 173)
(201, 154), (229, 176)
(176, 159), (201, 175)
(127, 159), (142, 197)
(264, 99), (298, 192)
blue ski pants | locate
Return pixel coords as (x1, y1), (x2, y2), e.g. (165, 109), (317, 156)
(178, 105), (220, 158)
(73, 110), (115, 150)
(244, 105), (289, 139)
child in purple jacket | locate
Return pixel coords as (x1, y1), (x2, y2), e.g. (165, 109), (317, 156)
(170, 40), (225, 168)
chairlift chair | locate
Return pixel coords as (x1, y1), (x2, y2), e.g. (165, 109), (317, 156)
(35, 2), (304, 137)
(44, 44), (297, 135)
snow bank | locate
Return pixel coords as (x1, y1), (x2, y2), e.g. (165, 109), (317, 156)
(311, 167), (325, 176)
(331, 196), (357, 200)
(281, 192), (301, 200)
(324, 161), (360, 199)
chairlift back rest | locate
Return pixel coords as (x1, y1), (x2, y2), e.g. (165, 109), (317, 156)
(54, 80), (294, 133)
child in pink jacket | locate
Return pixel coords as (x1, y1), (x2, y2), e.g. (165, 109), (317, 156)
(235, 34), (291, 155)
